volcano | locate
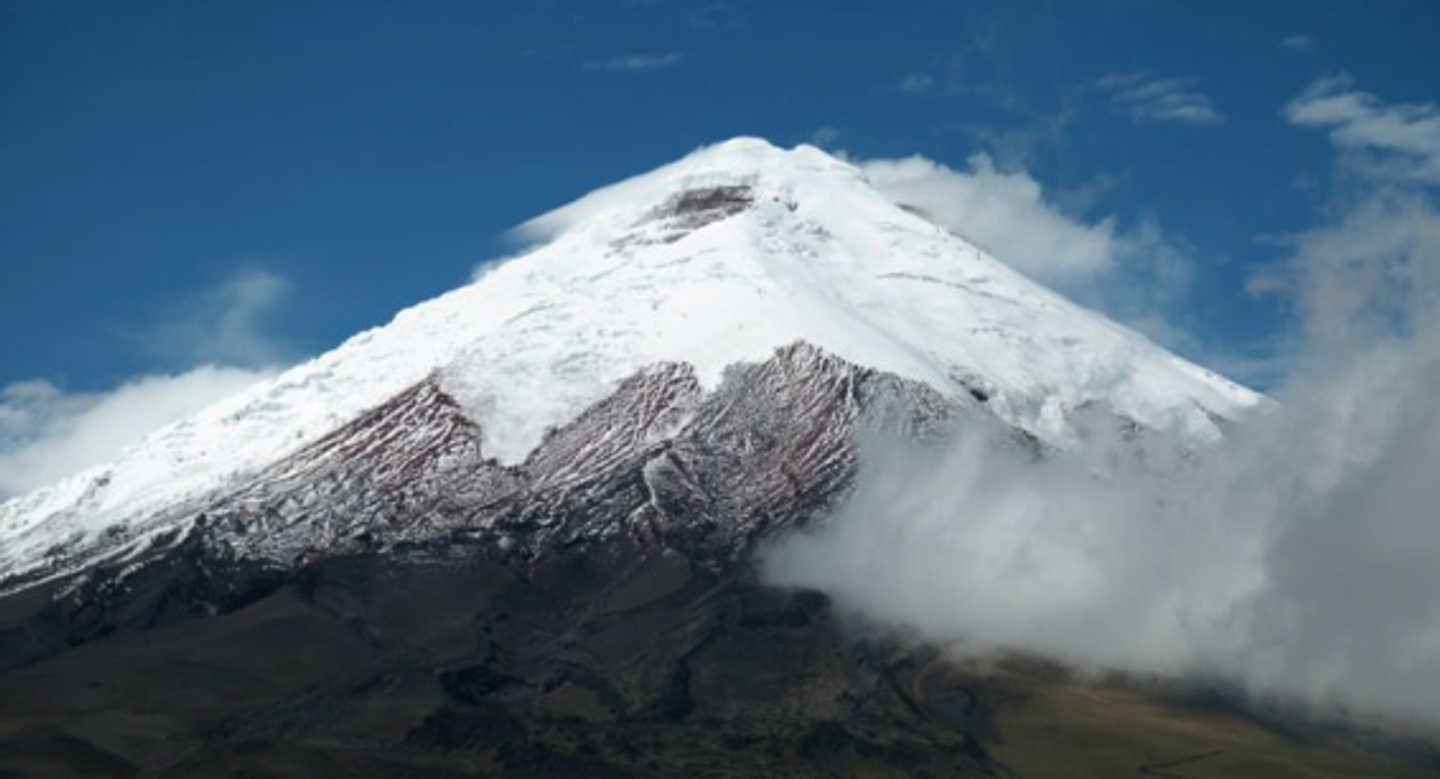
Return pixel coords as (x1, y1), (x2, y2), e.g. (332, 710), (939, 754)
(2, 140), (1431, 778)
(0, 138), (1256, 589)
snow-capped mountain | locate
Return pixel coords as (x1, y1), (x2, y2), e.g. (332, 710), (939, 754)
(0, 137), (1258, 590)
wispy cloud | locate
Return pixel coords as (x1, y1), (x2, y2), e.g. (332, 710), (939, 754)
(1284, 75), (1440, 184)
(685, 2), (745, 32)
(807, 125), (840, 148)
(896, 73), (935, 93)
(861, 154), (1119, 285)
(0, 367), (276, 501)
(958, 103), (1077, 171)
(858, 153), (1203, 357)
(1280, 34), (1317, 53)
(1269, 78), (1440, 348)
(1, 268), (297, 501)
(147, 267), (293, 368)
(584, 51), (685, 73)
(1096, 72), (1226, 125)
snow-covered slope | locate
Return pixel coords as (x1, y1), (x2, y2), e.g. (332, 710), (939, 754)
(0, 137), (1259, 581)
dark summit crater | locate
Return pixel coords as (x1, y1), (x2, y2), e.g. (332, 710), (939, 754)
(627, 185), (756, 244)
(653, 185), (754, 224)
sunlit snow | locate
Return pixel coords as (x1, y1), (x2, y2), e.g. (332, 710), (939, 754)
(0, 137), (1259, 581)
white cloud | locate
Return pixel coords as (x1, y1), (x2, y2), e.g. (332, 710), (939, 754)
(766, 81), (1440, 727)
(151, 267), (293, 367)
(1280, 34), (1316, 53)
(764, 198), (1440, 721)
(807, 125), (841, 148)
(897, 73), (935, 93)
(686, 3), (744, 32)
(857, 153), (1203, 355)
(0, 366), (277, 500)
(860, 153), (1120, 284)
(584, 51), (685, 73)
(1096, 72), (1226, 125)
(1285, 193), (1440, 348)
(0, 268), (296, 501)
(1284, 75), (1440, 183)
(961, 108), (1075, 172)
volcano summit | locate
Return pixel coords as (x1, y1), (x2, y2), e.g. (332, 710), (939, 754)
(6, 140), (1428, 779)
(0, 138), (1256, 589)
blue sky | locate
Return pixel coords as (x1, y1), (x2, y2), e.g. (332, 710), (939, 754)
(3, 1), (1440, 495)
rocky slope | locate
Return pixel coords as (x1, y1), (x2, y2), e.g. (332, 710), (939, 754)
(0, 138), (1258, 592)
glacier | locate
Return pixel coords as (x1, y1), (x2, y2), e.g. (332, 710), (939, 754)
(0, 137), (1260, 584)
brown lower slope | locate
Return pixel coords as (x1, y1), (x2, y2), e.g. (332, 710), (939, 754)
(0, 542), (1436, 778)
(0, 545), (995, 778)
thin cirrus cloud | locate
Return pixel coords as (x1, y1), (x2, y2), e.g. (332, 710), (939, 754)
(584, 51), (685, 73)
(1095, 72), (1226, 125)
(807, 125), (841, 148)
(1280, 34), (1317, 53)
(1284, 75), (1440, 184)
(896, 73), (936, 93)
(146, 266), (294, 368)
(0, 268), (294, 502)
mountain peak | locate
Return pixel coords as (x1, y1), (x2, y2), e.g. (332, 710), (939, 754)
(0, 138), (1259, 585)
(514, 137), (856, 244)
